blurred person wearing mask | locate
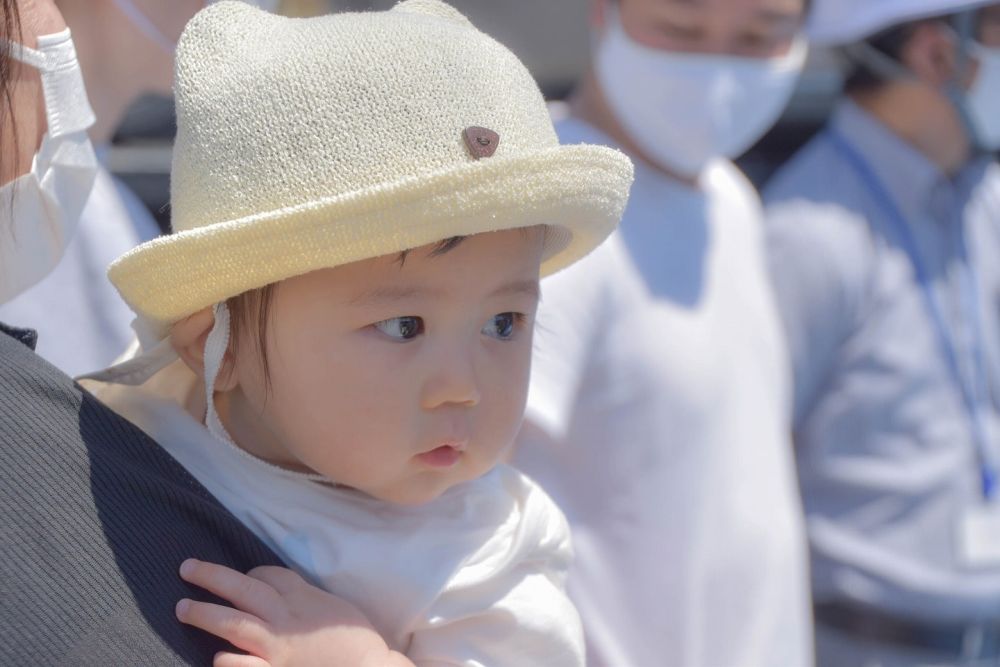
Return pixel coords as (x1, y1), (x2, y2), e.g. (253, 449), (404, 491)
(0, 0), (276, 377)
(511, 0), (813, 665)
(0, 1), (281, 662)
(764, 1), (1000, 665)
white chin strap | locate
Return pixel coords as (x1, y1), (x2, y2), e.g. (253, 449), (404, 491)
(201, 302), (328, 483)
(204, 302), (239, 447)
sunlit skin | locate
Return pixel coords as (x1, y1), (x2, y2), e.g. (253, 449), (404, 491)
(573, 0), (807, 184)
(184, 228), (545, 507)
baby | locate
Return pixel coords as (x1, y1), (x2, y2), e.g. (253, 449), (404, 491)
(85, 1), (632, 665)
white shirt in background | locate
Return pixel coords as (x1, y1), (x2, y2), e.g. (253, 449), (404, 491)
(514, 117), (812, 667)
(0, 159), (160, 376)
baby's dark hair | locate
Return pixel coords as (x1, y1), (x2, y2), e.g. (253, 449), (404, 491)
(226, 282), (277, 392)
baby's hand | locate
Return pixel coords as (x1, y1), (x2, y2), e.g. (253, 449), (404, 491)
(176, 559), (414, 667)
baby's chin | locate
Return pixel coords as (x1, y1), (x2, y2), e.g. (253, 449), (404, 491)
(362, 479), (465, 507)
(356, 466), (490, 507)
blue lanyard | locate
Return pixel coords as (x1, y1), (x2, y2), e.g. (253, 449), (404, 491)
(827, 130), (997, 501)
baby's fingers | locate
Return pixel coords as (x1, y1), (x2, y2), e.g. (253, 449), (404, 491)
(214, 651), (272, 667)
(247, 565), (307, 596)
(176, 598), (272, 657)
(180, 559), (285, 621)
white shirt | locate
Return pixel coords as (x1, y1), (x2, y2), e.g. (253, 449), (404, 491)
(94, 360), (585, 667)
(514, 118), (812, 667)
(0, 159), (160, 376)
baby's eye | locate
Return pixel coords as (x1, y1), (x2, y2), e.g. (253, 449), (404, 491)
(482, 312), (522, 340)
(374, 316), (424, 341)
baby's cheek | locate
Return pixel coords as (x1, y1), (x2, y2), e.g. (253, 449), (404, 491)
(483, 379), (529, 449)
(507, 347), (534, 413)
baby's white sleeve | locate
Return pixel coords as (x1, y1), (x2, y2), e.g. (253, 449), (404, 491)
(405, 475), (584, 667)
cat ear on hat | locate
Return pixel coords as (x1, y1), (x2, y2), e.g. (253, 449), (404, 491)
(205, 0), (282, 13)
(393, 0), (476, 25)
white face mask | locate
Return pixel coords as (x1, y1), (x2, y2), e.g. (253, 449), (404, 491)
(0, 29), (98, 305)
(966, 42), (1000, 150)
(595, 11), (807, 178)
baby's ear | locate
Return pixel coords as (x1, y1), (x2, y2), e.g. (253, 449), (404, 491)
(170, 307), (240, 391)
(170, 308), (215, 377)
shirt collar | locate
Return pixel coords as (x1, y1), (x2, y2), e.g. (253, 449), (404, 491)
(831, 100), (948, 223)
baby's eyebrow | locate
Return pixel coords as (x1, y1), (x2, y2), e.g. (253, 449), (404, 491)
(490, 279), (540, 300)
(349, 286), (431, 306)
(348, 279), (539, 306)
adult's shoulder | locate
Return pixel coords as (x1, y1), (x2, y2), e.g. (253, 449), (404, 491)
(758, 137), (880, 421)
(0, 330), (281, 665)
(762, 130), (877, 280)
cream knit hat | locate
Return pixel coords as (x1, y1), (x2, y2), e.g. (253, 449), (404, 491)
(108, 0), (633, 329)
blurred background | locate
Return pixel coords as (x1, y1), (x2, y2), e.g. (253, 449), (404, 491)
(112, 0), (845, 233)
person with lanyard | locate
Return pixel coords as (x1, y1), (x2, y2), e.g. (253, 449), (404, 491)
(512, 0), (814, 665)
(764, 1), (1000, 664)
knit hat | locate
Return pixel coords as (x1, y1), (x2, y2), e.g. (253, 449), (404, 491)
(108, 0), (633, 330)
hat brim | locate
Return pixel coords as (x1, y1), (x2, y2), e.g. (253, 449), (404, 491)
(109, 143), (633, 326)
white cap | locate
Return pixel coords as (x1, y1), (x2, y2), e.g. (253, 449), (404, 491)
(808, 0), (998, 46)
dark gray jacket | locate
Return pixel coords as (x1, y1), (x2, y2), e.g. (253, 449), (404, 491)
(0, 323), (282, 665)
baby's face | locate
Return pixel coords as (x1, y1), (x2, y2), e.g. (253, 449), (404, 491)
(220, 227), (544, 505)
